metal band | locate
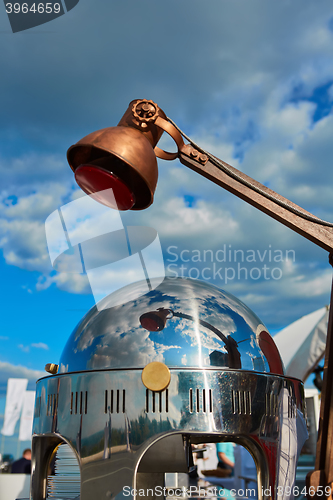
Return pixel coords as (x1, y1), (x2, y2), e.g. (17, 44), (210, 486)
(154, 116), (185, 160)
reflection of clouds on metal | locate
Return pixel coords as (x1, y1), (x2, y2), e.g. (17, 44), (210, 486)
(32, 278), (307, 500)
(45, 189), (164, 310)
(176, 317), (222, 351)
(276, 389), (308, 500)
(140, 308), (242, 369)
(58, 278), (275, 373)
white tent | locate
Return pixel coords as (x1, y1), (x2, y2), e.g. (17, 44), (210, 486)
(274, 307), (329, 381)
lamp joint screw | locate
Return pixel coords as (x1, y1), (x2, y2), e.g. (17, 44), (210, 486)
(190, 149), (198, 158)
(132, 99), (159, 124)
(199, 154), (208, 163)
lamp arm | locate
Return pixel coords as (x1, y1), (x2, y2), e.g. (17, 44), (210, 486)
(152, 111), (333, 252)
(179, 152), (333, 253)
(172, 311), (241, 369)
(172, 311), (229, 344)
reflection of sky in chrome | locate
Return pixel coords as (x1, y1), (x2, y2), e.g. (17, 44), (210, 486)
(59, 278), (274, 373)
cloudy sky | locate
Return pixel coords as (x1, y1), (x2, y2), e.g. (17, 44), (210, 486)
(1, 0), (333, 413)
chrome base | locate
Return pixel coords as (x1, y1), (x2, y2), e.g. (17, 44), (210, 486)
(31, 368), (307, 500)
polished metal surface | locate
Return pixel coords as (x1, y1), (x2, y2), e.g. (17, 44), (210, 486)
(31, 278), (307, 500)
(32, 368), (307, 500)
(59, 277), (282, 374)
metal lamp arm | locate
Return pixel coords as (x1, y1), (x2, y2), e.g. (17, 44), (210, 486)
(172, 311), (241, 369)
(179, 152), (333, 253)
(172, 311), (229, 344)
(152, 112), (333, 253)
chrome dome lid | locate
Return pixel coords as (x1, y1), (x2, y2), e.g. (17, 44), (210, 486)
(59, 277), (284, 374)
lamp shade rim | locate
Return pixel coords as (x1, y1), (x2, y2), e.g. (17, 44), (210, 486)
(67, 143), (156, 210)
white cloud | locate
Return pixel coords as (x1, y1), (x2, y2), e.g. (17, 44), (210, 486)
(146, 196), (239, 246)
(0, 180), (71, 274)
(36, 272), (91, 294)
(31, 343), (49, 350)
(0, 361), (44, 395)
(18, 342), (50, 353)
(0, 218), (49, 271)
(0, 155), (71, 211)
(18, 344), (30, 353)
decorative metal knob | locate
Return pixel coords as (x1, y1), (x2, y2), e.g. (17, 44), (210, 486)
(132, 99), (159, 123)
(45, 363), (59, 375)
(141, 361), (171, 391)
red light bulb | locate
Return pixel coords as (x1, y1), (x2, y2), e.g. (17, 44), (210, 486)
(140, 316), (162, 332)
(75, 165), (136, 211)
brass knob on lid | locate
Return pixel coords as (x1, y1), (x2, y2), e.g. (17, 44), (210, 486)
(45, 363), (59, 375)
(141, 361), (171, 392)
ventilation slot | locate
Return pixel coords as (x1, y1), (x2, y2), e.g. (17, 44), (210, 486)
(47, 394), (58, 417)
(196, 389), (200, 413)
(189, 389), (193, 413)
(145, 389), (169, 413)
(146, 389), (149, 413)
(35, 396), (41, 418)
(189, 389), (213, 413)
(70, 391), (88, 415)
(152, 391), (156, 413)
(231, 390), (252, 415)
(265, 393), (278, 416)
(105, 390), (126, 414)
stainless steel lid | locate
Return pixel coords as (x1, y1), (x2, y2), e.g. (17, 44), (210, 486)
(59, 277), (284, 374)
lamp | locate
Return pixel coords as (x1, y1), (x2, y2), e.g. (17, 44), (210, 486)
(139, 308), (173, 332)
(68, 98), (333, 497)
(67, 100), (333, 250)
(67, 100), (166, 210)
(140, 307), (242, 369)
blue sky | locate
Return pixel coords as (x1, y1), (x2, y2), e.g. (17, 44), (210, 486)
(1, 1), (333, 440)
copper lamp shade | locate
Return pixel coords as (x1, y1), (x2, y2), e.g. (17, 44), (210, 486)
(67, 100), (168, 210)
(68, 126), (157, 210)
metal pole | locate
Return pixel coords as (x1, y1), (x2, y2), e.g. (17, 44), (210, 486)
(306, 255), (333, 498)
